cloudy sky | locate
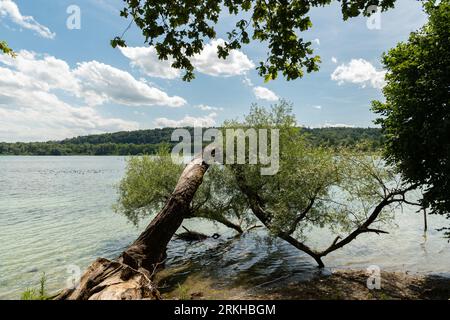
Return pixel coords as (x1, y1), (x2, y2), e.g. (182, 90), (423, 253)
(0, 0), (428, 142)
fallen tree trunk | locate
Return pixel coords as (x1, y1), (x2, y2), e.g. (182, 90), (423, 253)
(57, 150), (213, 300)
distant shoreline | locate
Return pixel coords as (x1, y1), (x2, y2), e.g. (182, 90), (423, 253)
(0, 127), (384, 156)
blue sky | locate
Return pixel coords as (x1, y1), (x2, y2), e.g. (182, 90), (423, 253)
(0, 0), (428, 142)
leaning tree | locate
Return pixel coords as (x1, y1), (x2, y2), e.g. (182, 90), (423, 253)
(114, 102), (421, 268)
(114, 146), (250, 235)
(57, 145), (216, 299)
(57, 102), (421, 299)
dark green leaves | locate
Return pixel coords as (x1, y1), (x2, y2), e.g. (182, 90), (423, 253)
(372, 0), (450, 219)
(0, 41), (15, 57)
(111, 37), (126, 48)
(113, 0), (395, 81)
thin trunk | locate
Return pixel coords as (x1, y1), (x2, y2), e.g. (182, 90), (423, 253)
(214, 216), (244, 234)
(423, 208), (428, 232)
(231, 166), (414, 269)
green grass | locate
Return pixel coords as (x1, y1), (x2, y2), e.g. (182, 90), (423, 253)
(177, 283), (191, 300)
(21, 273), (50, 300)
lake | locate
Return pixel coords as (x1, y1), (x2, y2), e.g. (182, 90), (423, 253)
(0, 156), (449, 299)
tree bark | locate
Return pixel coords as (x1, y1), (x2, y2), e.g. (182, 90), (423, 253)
(57, 150), (212, 300)
(423, 208), (428, 232)
(118, 155), (210, 272)
(55, 258), (161, 300)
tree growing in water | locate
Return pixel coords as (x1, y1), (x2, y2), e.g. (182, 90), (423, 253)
(115, 102), (420, 267)
(114, 147), (249, 234)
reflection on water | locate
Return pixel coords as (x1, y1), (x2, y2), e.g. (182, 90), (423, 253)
(0, 156), (449, 299)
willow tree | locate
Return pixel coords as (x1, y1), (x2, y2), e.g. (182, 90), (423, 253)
(224, 102), (419, 267)
(115, 102), (420, 268)
(114, 147), (250, 234)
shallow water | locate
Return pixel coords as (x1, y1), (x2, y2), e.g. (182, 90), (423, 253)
(0, 156), (449, 299)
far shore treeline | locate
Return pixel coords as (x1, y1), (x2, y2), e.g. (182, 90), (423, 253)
(0, 127), (383, 156)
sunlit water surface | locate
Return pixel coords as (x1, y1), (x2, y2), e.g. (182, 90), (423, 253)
(0, 156), (449, 299)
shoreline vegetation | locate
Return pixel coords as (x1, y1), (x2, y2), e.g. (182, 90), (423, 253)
(23, 268), (450, 300)
(0, 127), (383, 156)
(156, 268), (450, 300)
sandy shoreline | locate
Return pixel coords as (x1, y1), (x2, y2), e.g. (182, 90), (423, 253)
(158, 269), (450, 300)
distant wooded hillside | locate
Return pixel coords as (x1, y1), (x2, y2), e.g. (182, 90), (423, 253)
(0, 127), (383, 155)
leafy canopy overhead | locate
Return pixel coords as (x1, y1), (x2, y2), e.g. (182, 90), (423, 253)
(372, 0), (450, 220)
(112, 0), (395, 81)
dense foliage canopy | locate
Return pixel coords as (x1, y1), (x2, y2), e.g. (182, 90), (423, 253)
(113, 0), (395, 81)
(372, 0), (450, 226)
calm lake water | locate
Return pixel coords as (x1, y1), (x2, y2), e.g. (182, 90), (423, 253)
(0, 156), (449, 299)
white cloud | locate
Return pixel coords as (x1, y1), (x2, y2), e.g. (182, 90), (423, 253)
(0, 66), (138, 142)
(0, 50), (190, 141)
(91, 0), (121, 13)
(154, 113), (218, 128)
(242, 76), (253, 87)
(195, 104), (223, 112)
(253, 86), (279, 102)
(322, 123), (355, 128)
(121, 39), (254, 79)
(0, 50), (78, 92)
(331, 57), (338, 64)
(0, 0), (55, 39)
(119, 46), (181, 80)
(331, 59), (386, 89)
(192, 39), (254, 77)
(0, 51), (186, 108)
(312, 38), (320, 46)
(73, 61), (186, 107)
(244, 76), (280, 102)
(313, 105), (322, 110)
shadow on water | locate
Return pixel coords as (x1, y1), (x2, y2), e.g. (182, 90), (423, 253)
(158, 231), (330, 296)
(416, 275), (450, 299)
(158, 230), (450, 299)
